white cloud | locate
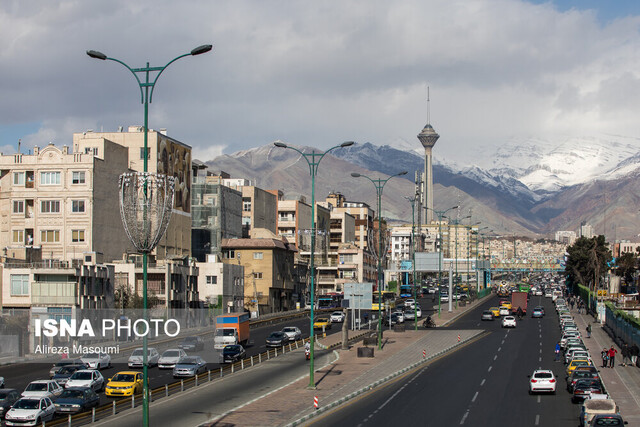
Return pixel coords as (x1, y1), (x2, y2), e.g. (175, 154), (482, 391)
(1, 0), (640, 161)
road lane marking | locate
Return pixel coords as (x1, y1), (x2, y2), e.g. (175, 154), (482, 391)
(535, 414), (540, 425)
(480, 379), (485, 386)
(460, 410), (470, 425)
(471, 391), (478, 402)
(539, 357), (542, 362)
(493, 355), (497, 361)
(488, 366), (492, 372)
(537, 395), (541, 404)
(497, 347), (501, 352)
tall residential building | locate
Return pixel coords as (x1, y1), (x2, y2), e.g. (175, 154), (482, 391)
(73, 127), (193, 259)
(555, 230), (576, 245)
(578, 223), (594, 239)
(322, 192), (374, 252)
(0, 140), (132, 264)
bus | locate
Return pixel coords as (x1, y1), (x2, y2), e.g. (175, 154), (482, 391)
(372, 291), (396, 311)
(400, 284), (412, 298)
(518, 283), (531, 293)
(317, 297), (334, 309)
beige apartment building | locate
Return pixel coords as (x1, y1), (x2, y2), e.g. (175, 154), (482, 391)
(323, 192), (374, 252)
(73, 127), (192, 259)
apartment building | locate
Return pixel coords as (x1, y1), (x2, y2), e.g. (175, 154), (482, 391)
(323, 193), (374, 252)
(195, 255), (244, 314)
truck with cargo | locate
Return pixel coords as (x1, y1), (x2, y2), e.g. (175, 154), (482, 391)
(511, 291), (528, 315)
(214, 313), (250, 350)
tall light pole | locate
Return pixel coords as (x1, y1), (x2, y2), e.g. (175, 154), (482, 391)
(404, 195), (418, 331)
(466, 222), (481, 293)
(88, 44), (212, 427)
(426, 206), (458, 317)
(352, 171), (408, 349)
(451, 215), (470, 309)
(274, 140), (354, 388)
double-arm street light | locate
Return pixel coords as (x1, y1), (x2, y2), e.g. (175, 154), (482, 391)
(404, 195), (418, 331)
(274, 140), (354, 388)
(426, 206), (458, 317)
(352, 171), (407, 349)
(87, 44), (212, 427)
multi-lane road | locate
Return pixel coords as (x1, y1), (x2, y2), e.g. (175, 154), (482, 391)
(313, 294), (582, 427)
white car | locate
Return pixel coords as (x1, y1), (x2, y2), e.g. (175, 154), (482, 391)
(65, 369), (105, 392)
(404, 299), (416, 308)
(330, 311), (345, 323)
(281, 326), (302, 341)
(128, 347), (160, 368)
(158, 349), (187, 369)
(81, 352), (111, 370)
(502, 316), (517, 328)
(392, 310), (405, 323)
(499, 306), (510, 316)
(4, 397), (56, 426)
(414, 306), (422, 318)
(21, 380), (63, 400)
(528, 369), (556, 394)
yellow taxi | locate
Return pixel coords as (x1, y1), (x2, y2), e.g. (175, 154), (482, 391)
(313, 317), (332, 330)
(566, 359), (592, 376)
(499, 301), (512, 310)
(105, 371), (144, 397)
(489, 307), (501, 317)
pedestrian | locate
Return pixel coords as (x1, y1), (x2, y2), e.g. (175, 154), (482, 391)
(586, 323), (592, 339)
(601, 348), (609, 368)
(570, 299), (574, 310)
(608, 346), (617, 368)
(630, 343), (639, 367)
(621, 343), (630, 367)
(555, 342), (561, 362)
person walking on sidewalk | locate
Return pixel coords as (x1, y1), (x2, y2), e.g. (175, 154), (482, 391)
(608, 346), (617, 368)
(621, 343), (630, 367)
(601, 348), (609, 368)
(586, 323), (592, 338)
(630, 343), (639, 367)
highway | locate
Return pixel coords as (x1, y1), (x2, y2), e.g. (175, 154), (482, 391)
(313, 295), (582, 427)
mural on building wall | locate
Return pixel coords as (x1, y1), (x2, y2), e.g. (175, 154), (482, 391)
(157, 136), (191, 213)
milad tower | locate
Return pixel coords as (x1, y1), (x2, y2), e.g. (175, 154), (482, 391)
(417, 90), (439, 224)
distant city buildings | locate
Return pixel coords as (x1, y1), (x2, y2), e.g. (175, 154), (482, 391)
(555, 230), (577, 245)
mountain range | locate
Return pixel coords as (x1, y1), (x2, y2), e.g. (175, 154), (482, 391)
(205, 134), (640, 241)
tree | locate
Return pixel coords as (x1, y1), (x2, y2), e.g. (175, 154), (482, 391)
(614, 250), (638, 285)
(565, 235), (612, 292)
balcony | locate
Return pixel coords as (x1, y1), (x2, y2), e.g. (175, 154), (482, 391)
(31, 282), (77, 306)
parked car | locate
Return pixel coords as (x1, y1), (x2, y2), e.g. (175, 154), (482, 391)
(158, 349), (187, 369)
(266, 331), (289, 348)
(53, 387), (100, 414)
(481, 310), (494, 321)
(81, 352), (111, 370)
(502, 316), (517, 328)
(178, 336), (205, 352)
(4, 397), (55, 426)
(22, 380), (64, 400)
(330, 311), (345, 323)
(567, 359), (593, 377)
(105, 371), (143, 397)
(65, 370), (105, 392)
(222, 345), (246, 364)
(528, 369), (556, 394)
(0, 389), (20, 419)
(573, 379), (604, 403)
(589, 414), (627, 426)
(173, 356), (208, 378)
(49, 359), (87, 378)
(567, 369), (600, 393)
(281, 326), (302, 341)
(51, 365), (85, 386)
(128, 347), (160, 368)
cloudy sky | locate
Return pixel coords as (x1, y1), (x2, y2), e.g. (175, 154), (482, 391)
(2, 0), (640, 164)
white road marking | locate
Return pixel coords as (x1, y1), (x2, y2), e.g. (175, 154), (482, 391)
(460, 410), (470, 425)
(488, 366), (492, 372)
(493, 355), (497, 361)
(535, 414), (540, 425)
(539, 357), (542, 362)
(480, 379), (486, 386)
(497, 347), (501, 352)
(471, 391), (478, 402)
(537, 395), (541, 404)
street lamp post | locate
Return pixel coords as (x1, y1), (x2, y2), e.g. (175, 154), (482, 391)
(426, 206), (458, 317)
(466, 222), (481, 294)
(451, 215), (470, 309)
(274, 140), (354, 388)
(404, 195), (418, 331)
(87, 44), (212, 427)
(352, 171), (407, 349)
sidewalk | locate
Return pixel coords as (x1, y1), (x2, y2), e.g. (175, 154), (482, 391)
(572, 307), (640, 425)
(205, 295), (489, 427)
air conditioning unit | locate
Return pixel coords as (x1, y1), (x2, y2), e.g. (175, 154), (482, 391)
(83, 252), (96, 266)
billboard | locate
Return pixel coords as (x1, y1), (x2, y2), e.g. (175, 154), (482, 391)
(157, 136), (191, 213)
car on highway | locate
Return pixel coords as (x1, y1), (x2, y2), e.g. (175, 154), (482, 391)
(21, 380), (64, 400)
(404, 299), (416, 308)
(489, 307), (501, 317)
(128, 347), (160, 369)
(178, 336), (205, 352)
(81, 352), (111, 370)
(105, 372), (143, 397)
(502, 316), (517, 328)
(572, 379), (604, 403)
(65, 369), (105, 392)
(282, 326), (302, 341)
(481, 310), (494, 321)
(222, 345), (246, 364)
(313, 317), (332, 330)
(533, 305), (545, 315)
(499, 301), (512, 310)
(499, 306), (510, 316)
(4, 397), (55, 426)
(265, 331), (289, 348)
(173, 356), (208, 378)
(439, 292), (450, 302)
(330, 311), (345, 323)
(383, 313), (399, 327)
(158, 349), (187, 369)
(567, 359), (593, 376)
(0, 389), (20, 419)
(392, 310), (405, 323)
(51, 365), (85, 387)
(528, 369), (556, 394)
(414, 306), (422, 318)
(53, 387), (100, 414)
(531, 307), (544, 318)
(49, 359), (87, 378)
(588, 414), (627, 426)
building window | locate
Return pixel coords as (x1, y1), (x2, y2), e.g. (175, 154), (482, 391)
(253, 252), (263, 260)
(84, 147), (98, 156)
(12, 200), (24, 214)
(243, 199), (251, 212)
(71, 230), (85, 242)
(224, 249), (235, 259)
(139, 147), (150, 160)
(10, 274), (29, 296)
(13, 172), (25, 186)
(72, 171), (86, 184)
(12, 230), (24, 243)
(41, 200), (60, 213)
(206, 275), (218, 285)
(40, 171), (61, 185)
(40, 230), (60, 243)
(72, 200), (85, 213)
(253, 272), (263, 279)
